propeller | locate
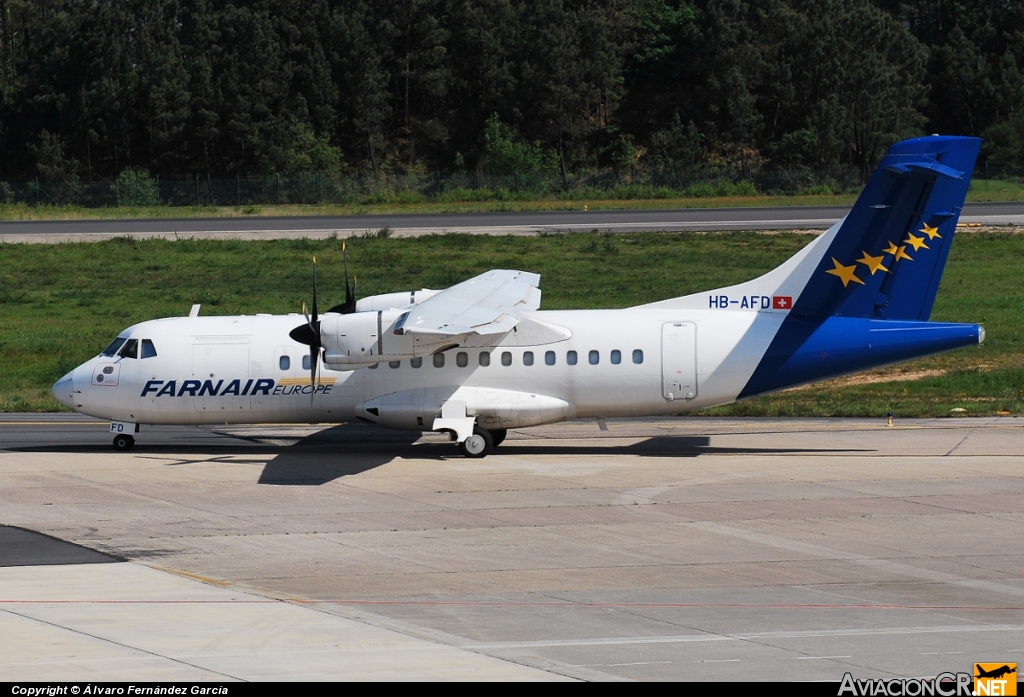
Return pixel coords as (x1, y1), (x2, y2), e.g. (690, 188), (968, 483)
(288, 256), (322, 404)
(326, 241), (358, 315)
(290, 243), (360, 402)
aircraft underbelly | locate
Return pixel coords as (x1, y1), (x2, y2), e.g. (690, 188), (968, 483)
(356, 386), (576, 431)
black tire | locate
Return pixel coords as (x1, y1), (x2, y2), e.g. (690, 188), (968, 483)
(488, 429), (508, 447)
(458, 426), (493, 458)
(113, 434), (135, 451)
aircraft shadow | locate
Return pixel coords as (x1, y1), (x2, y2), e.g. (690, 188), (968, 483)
(498, 436), (873, 458)
(8, 427), (873, 486)
(253, 426), (423, 485)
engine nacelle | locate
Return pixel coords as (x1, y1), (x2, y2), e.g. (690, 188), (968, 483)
(354, 289), (440, 312)
(320, 310), (458, 369)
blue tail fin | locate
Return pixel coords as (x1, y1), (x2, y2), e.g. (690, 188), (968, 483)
(792, 135), (980, 321)
(737, 136), (983, 399)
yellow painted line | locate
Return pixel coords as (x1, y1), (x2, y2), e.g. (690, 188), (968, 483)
(0, 421), (109, 426)
(152, 565), (233, 588)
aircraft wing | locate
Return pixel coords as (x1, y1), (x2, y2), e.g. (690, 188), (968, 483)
(397, 269), (541, 337)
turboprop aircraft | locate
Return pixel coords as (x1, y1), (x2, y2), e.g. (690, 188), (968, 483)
(53, 135), (984, 457)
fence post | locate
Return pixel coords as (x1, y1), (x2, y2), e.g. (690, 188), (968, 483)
(35, 177), (39, 205)
(115, 178), (119, 207)
(195, 174), (199, 206)
(237, 174), (240, 206)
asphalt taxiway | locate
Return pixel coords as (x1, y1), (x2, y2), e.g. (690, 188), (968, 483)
(1, 415), (1022, 681)
(2, 201), (1023, 242)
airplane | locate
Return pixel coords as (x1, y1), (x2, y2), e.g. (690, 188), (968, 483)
(975, 665), (1016, 680)
(52, 135), (984, 458)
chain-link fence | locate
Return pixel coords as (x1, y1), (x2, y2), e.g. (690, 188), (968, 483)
(1, 164), (1020, 208)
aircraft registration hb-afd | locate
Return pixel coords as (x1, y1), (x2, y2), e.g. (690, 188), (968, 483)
(53, 136), (985, 457)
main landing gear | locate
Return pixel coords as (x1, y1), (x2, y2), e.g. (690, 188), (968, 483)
(457, 427), (507, 458)
(459, 427), (493, 458)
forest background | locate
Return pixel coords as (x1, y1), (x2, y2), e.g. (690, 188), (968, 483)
(2, 0), (1023, 202)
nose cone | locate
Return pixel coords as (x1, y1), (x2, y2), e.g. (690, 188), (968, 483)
(52, 371), (76, 409)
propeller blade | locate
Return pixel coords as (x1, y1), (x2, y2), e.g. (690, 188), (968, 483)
(343, 243), (354, 310)
(291, 264), (323, 348)
(327, 242), (358, 315)
(311, 256), (319, 324)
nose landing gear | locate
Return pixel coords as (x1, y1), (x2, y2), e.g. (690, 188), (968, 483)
(110, 421), (138, 451)
(113, 433), (135, 451)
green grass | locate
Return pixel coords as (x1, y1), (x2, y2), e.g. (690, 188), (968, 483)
(0, 195), (858, 221)
(967, 178), (1024, 202)
(0, 176), (1019, 221)
(1, 231), (1021, 415)
(0, 178), (1020, 221)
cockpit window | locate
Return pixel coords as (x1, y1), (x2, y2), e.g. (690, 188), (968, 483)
(118, 338), (139, 359)
(141, 339), (157, 359)
(101, 337), (127, 356)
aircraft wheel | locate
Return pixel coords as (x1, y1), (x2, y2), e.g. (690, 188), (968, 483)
(113, 434), (135, 452)
(459, 427), (493, 458)
(488, 429), (508, 447)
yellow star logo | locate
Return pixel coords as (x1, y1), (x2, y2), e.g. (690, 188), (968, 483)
(904, 233), (929, 252)
(920, 223), (941, 240)
(893, 245), (913, 262)
(883, 241), (900, 256)
(856, 251), (889, 275)
(825, 257), (865, 287)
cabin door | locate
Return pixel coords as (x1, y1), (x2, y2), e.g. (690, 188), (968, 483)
(661, 322), (697, 401)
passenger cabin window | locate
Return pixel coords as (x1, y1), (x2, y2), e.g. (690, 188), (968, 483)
(433, 353), (445, 368)
(479, 352), (490, 367)
(141, 339), (157, 359)
(302, 355), (311, 371)
(102, 337), (127, 356)
(545, 351), (556, 366)
(368, 362), (378, 369)
(119, 339), (139, 359)
(411, 357), (422, 368)
(567, 350), (577, 365)
(279, 356), (291, 371)
(589, 350), (599, 365)
(456, 352), (468, 367)
(523, 351), (534, 366)
(633, 349), (644, 364)
(389, 360), (401, 369)
(611, 350), (621, 365)
(501, 351), (512, 366)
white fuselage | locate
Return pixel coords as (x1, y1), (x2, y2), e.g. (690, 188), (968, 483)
(56, 304), (784, 430)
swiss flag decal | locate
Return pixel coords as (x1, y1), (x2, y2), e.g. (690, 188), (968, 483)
(773, 296), (792, 310)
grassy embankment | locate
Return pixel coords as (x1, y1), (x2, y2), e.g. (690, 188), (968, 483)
(1, 231), (1021, 415)
(0, 178), (1021, 220)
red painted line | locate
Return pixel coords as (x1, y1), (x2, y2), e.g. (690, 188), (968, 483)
(2, 600), (1022, 610)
